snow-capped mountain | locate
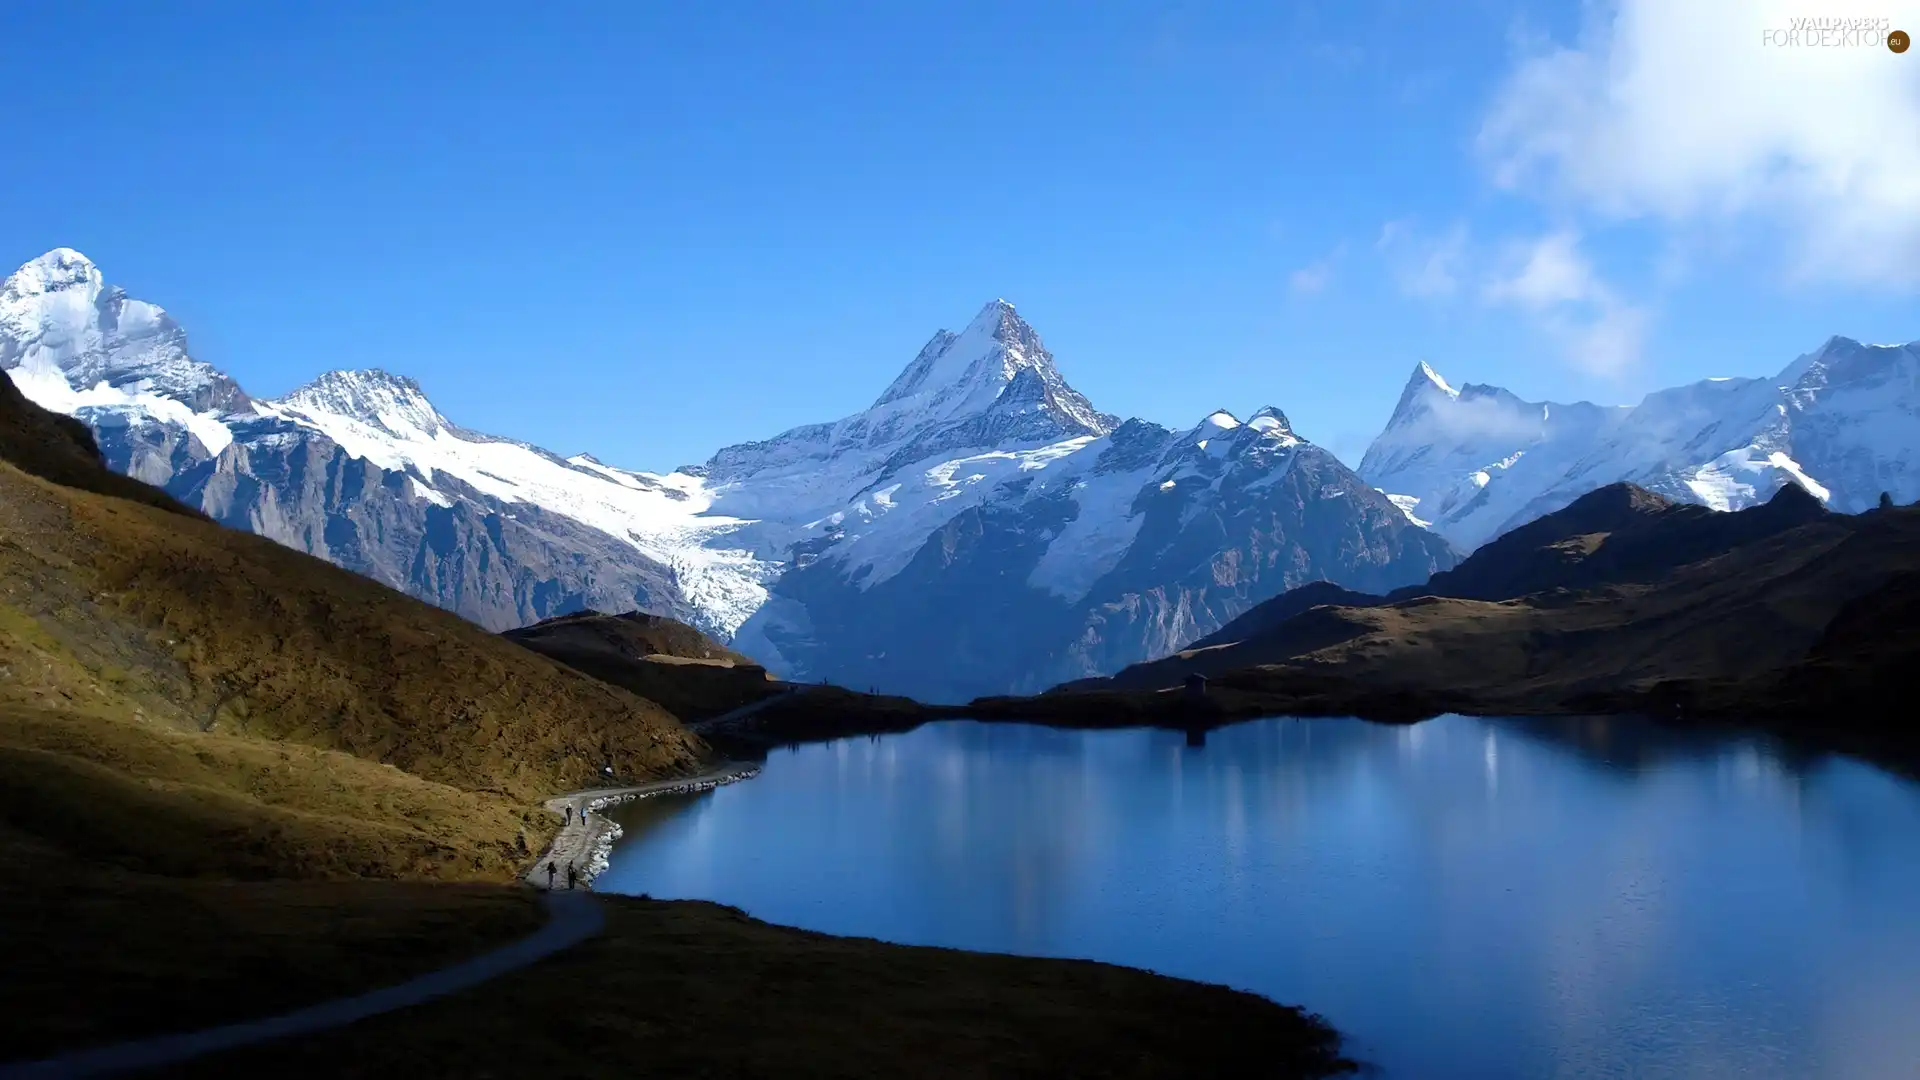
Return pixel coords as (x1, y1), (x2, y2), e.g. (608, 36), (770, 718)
(693, 300), (1116, 521)
(2, 249), (1455, 699)
(733, 394), (1454, 699)
(1, 248), (248, 452)
(1, 249), (768, 637)
(1360, 336), (1920, 551)
(671, 297), (1453, 699)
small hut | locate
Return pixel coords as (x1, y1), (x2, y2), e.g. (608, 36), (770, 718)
(1184, 672), (1209, 699)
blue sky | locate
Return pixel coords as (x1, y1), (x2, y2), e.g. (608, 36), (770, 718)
(3, 1), (1914, 468)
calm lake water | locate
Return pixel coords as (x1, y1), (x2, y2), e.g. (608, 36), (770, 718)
(597, 716), (1920, 1079)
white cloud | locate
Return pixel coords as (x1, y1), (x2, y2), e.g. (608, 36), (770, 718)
(1478, 0), (1920, 287)
(1288, 241), (1346, 296)
(1393, 384), (1558, 444)
(1377, 220), (1469, 298)
(1374, 222), (1650, 375)
(1289, 262), (1332, 294)
(1484, 230), (1649, 377)
(1552, 300), (1648, 377)
(1483, 230), (1594, 307)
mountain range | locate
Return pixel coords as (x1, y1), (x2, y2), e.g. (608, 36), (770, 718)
(5, 247), (1915, 699)
(1, 249), (1449, 700)
(1362, 337), (1920, 550)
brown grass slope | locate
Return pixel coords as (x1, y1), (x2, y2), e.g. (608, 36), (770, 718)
(0, 382), (708, 881)
(506, 608), (756, 666)
(503, 608), (782, 722)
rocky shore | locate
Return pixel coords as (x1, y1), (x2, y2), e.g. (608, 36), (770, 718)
(522, 763), (760, 890)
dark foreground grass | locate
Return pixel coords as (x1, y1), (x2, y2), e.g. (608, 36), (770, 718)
(153, 894), (1354, 1080)
(0, 851), (545, 1061)
(0, 853), (1353, 1079)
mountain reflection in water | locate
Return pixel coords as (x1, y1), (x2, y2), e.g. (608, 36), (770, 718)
(599, 715), (1920, 1080)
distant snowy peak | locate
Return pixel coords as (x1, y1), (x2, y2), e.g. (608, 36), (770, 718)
(1783, 335), (1919, 392)
(3, 247), (101, 297)
(272, 369), (448, 440)
(870, 299), (1115, 436)
(1247, 404), (1293, 431)
(700, 299), (1119, 497)
(1360, 334), (1920, 551)
(0, 248), (250, 415)
(1394, 360), (1459, 411)
(1778, 334), (1868, 386)
(1178, 407), (1296, 450)
(1181, 405), (1307, 463)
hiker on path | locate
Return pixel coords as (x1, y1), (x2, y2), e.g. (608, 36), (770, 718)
(545, 860), (557, 889)
(564, 805), (573, 826)
(565, 861), (578, 890)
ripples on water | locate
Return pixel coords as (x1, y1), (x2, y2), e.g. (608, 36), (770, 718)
(597, 715), (1920, 1079)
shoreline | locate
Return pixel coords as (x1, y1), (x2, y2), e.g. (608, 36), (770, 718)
(523, 761), (760, 891)
(689, 675), (1919, 778)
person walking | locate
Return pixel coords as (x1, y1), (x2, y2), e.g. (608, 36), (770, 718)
(545, 860), (557, 889)
(564, 805), (573, 827)
(565, 861), (578, 890)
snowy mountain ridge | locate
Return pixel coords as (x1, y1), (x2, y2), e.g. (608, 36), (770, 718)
(248, 368), (777, 634)
(1360, 335), (1920, 551)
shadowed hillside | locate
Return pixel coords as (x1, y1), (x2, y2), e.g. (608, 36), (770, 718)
(1181, 481), (1830, 653)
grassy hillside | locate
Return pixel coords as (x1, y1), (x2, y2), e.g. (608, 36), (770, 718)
(506, 608), (757, 665)
(0, 468), (715, 878)
(0, 373), (718, 881)
(503, 609), (783, 722)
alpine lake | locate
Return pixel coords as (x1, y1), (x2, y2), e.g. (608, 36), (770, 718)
(597, 715), (1920, 1079)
